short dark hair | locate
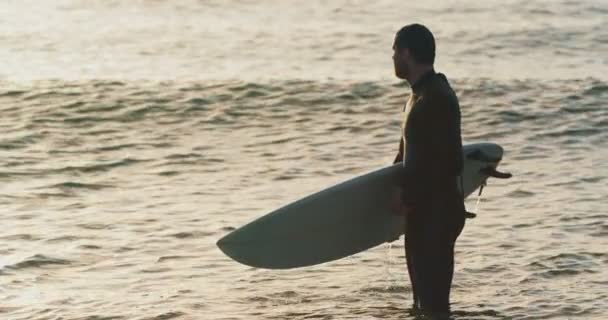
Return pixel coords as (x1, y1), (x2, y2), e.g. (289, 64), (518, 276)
(394, 24), (436, 65)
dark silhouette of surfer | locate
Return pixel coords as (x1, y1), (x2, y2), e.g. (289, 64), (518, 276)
(390, 24), (465, 317)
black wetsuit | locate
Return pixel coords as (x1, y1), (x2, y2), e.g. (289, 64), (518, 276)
(394, 70), (465, 312)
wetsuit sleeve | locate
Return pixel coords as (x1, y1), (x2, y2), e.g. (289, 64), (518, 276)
(422, 94), (463, 181)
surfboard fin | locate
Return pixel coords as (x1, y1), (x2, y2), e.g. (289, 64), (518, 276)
(480, 166), (512, 179)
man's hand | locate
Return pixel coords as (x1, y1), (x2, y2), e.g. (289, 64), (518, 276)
(390, 186), (411, 216)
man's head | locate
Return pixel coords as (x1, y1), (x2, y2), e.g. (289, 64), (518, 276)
(392, 24), (436, 80)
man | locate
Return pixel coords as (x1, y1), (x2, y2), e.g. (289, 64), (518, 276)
(390, 24), (466, 315)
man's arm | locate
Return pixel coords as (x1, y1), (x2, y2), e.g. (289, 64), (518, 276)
(422, 93), (463, 180)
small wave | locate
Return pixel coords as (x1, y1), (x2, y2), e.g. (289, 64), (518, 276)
(157, 255), (196, 262)
(123, 105), (171, 121)
(590, 226), (608, 237)
(247, 296), (270, 302)
(168, 231), (214, 239)
(95, 143), (139, 152)
(359, 284), (409, 294)
(46, 235), (79, 243)
(0, 234), (41, 241)
(63, 115), (114, 125)
(547, 252), (607, 261)
(506, 189), (535, 198)
(164, 152), (204, 160)
(0, 133), (45, 150)
(23, 90), (77, 101)
(45, 182), (114, 190)
(0, 90), (27, 97)
(78, 244), (102, 250)
(227, 82), (280, 100)
(160, 152), (214, 166)
(525, 252), (604, 280)
(73, 103), (126, 115)
(147, 311), (186, 320)
(450, 308), (504, 319)
(158, 170), (180, 176)
(51, 158), (146, 174)
(59, 100), (86, 110)
(583, 84), (608, 96)
(541, 269), (586, 277)
(185, 97), (211, 105)
(78, 315), (126, 320)
(35, 192), (76, 199)
(77, 223), (113, 230)
(496, 110), (540, 122)
(5, 254), (71, 270)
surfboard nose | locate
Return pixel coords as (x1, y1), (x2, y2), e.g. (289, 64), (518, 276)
(216, 233), (232, 252)
(216, 230), (254, 266)
(216, 233), (241, 264)
(216, 236), (225, 248)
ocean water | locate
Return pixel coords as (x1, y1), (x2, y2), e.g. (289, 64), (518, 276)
(0, 1), (607, 320)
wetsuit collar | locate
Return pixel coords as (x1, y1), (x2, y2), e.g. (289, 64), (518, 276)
(410, 68), (436, 93)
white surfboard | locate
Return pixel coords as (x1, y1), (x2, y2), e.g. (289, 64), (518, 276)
(217, 143), (505, 269)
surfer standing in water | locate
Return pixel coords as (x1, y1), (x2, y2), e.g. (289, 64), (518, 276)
(390, 24), (466, 316)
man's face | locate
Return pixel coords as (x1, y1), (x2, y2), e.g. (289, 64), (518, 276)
(392, 44), (410, 80)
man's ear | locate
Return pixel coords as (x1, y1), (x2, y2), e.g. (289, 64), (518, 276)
(395, 47), (409, 62)
(400, 48), (410, 60)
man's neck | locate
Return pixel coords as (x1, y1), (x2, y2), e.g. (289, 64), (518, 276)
(407, 65), (435, 88)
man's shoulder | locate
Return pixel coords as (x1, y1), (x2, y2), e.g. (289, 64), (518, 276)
(420, 74), (459, 115)
(426, 73), (457, 100)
